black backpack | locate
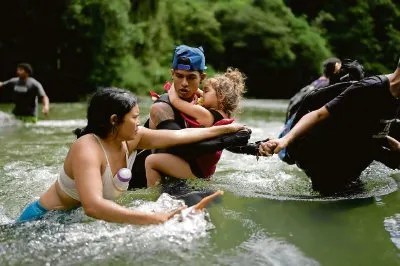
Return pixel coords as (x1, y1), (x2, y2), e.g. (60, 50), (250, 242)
(279, 81), (356, 164)
(285, 59), (364, 122)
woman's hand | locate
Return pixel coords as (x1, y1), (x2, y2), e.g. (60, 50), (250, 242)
(151, 206), (187, 224)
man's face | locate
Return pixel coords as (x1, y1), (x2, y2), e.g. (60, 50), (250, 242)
(171, 69), (205, 100)
(16, 67), (28, 78)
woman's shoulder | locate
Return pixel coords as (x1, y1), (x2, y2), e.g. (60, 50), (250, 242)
(69, 134), (101, 155)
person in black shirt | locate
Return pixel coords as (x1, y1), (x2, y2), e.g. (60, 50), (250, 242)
(0, 63), (49, 122)
(259, 59), (400, 195)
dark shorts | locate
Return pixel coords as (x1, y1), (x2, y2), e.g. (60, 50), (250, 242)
(188, 159), (207, 179)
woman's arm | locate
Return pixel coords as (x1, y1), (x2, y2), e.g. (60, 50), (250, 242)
(168, 84), (214, 126)
(136, 124), (245, 150)
(260, 106), (330, 155)
(71, 139), (183, 225)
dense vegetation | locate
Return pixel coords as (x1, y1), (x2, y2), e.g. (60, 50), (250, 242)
(0, 0), (399, 101)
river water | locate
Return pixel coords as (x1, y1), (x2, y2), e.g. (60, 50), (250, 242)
(0, 99), (399, 265)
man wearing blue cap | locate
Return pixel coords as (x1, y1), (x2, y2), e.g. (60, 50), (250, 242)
(148, 45), (207, 130)
(129, 45), (252, 194)
(129, 45), (208, 189)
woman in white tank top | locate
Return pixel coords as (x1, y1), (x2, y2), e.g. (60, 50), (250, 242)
(17, 88), (245, 224)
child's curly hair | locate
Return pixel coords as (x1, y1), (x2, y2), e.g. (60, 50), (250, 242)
(203, 67), (246, 118)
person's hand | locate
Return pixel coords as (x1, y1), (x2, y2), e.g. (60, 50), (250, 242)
(386, 136), (400, 152)
(258, 138), (289, 156)
(258, 140), (276, 156)
(224, 123), (247, 133)
(168, 83), (178, 102)
(154, 205), (187, 223)
(42, 105), (49, 116)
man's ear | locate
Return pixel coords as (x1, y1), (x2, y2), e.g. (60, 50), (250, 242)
(170, 69), (174, 78)
(110, 114), (118, 125)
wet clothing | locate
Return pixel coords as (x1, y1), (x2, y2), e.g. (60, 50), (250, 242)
(1, 77), (46, 117)
(129, 93), (252, 190)
(58, 135), (136, 201)
(17, 135), (137, 223)
(16, 200), (48, 223)
(286, 75), (400, 194)
(184, 109), (226, 178)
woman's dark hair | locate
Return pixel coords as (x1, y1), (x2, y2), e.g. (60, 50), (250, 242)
(74, 88), (137, 138)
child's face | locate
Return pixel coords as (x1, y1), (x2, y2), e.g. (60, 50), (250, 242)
(202, 83), (219, 109)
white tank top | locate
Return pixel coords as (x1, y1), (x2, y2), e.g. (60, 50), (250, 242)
(57, 134), (137, 201)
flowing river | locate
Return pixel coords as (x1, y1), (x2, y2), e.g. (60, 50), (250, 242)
(0, 98), (399, 265)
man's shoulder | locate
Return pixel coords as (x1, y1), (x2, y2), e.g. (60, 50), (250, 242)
(358, 75), (388, 87)
(154, 93), (170, 104)
(150, 96), (175, 117)
(27, 77), (42, 86)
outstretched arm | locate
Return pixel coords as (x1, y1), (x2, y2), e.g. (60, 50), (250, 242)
(136, 124), (245, 150)
(71, 138), (184, 225)
(168, 83), (214, 126)
(0, 78), (17, 91)
(259, 106), (330, 155)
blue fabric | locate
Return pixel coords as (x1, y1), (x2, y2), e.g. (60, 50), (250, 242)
(16, 200), (48, 223)
(278, 116), (295, 164)
(172, 45), (207, 71)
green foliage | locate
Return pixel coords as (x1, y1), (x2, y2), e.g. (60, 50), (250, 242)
(212, 0), (331, 97)
(67, 0), (139, 88)
(287, 0), (400, 75)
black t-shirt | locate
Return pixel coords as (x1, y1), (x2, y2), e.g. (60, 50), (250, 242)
(325, 75), (399, 146)
(290, 75), (400, 177)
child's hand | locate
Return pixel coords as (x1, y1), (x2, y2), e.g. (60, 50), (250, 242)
(168, 83), (178, 102)
(196, 96), (204, 106)
(196, 88), (203, 97)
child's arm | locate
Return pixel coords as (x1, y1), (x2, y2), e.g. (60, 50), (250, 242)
(168, 84), (214, 127)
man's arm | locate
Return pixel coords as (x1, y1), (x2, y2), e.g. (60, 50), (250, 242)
(42, 95), (50, 116)
(34, 79), (50, 115)
(259, 106), (330, 156)
(0, 78), (17, 90)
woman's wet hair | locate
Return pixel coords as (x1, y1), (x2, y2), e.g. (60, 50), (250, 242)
(204, 67), (246, 117)
(74, 88), (137, 138)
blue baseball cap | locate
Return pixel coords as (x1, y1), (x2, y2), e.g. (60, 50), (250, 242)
(172, 45), (207, 71)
